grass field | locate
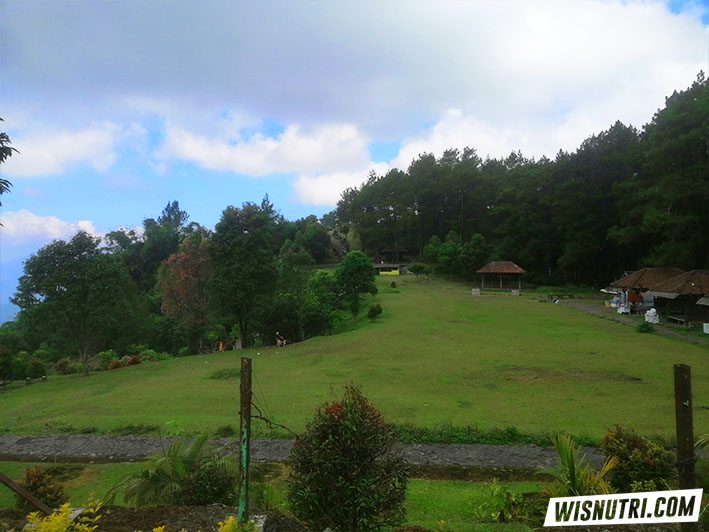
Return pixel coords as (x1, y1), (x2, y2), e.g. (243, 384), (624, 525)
(1, 276), (708, 442)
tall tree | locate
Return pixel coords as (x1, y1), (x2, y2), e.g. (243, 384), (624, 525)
(156, 232), (213, 352)
(11, 232), (137, 371)
(335, 251), (376, 321)
(278, 240), (315, 342)
(210, 198), (279, 348)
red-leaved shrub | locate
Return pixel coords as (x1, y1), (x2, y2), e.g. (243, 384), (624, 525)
(108, 360), (123, 370)
(125, 356), (142, 366)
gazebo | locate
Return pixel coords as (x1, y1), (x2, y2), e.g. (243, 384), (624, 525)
(476, 261), (525, 290)
(646, 270), (709, 326)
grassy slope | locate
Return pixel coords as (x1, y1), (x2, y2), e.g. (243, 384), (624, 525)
(1, 277), (708, 440)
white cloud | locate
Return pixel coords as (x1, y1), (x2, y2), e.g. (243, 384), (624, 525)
(391, 109), (530, 168)
(2, 123), (141, 178)
(158, 122), (371, 175)
(293, 162), (390, 206)
(0, 210), (100, 244)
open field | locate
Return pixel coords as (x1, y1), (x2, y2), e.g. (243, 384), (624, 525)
(1, 277), (708, 441)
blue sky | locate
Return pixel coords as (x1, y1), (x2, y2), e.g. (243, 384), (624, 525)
(1, 0), (708, 322)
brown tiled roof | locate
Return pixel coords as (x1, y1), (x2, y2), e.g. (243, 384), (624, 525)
(651, 270), (709, 296)
(476, 261), (526, 274)
(610, 267), (685, 290)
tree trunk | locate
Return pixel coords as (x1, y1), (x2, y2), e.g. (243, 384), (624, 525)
(239, 319), (248, 349)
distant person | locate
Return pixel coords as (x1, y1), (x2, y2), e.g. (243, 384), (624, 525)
(276, 331), (286, 347)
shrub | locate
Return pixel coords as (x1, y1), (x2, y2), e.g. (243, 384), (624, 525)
(107, 360), (123, 370)
(125, 344), (149, 357)
(24, 498), (102, 532)
(140, 350), (173, 362)
(367, 303), (383, 321)
(473, 480), (525, 522)
(408, 262), (426, 277)
(214, 424), (237, 437)
(33, 347), (58, 363)
(16, 464), (68, 512)
(635, 321), (655, 333)
(178, 346), (192, 357)
(601, 424), (675, 492)
(543, 433), (617, 497)
(125, 356), (142, 366)
(287, 385), (408, 532)
(108, 433), (239, 506)
(390, 281), (397, 288)
(26, 358), (46, 379)
(54, 358), (78, 375)
(138, 349), (159, 361)
(97, 349), (119, 370)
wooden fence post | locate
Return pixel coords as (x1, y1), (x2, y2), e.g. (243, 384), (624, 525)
(674, 364), (696, 532)
(0, 472), (53, 514)
(238, 356), (252, 523)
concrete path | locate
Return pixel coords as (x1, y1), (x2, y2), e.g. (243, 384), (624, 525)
(0, 433), (604, 470)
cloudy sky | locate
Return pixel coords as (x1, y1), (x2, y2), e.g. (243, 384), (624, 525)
(0, 0), (708, 320)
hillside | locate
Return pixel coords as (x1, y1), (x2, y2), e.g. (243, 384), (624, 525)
(1, 276), (707, 441)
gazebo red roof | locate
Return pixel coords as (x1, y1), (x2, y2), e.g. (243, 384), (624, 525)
(476, 261), (526, 274)
(610, 267), (685, 291)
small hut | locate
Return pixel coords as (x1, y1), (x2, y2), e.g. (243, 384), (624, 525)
(476, 261), (525, 290)
(647, 270), (709, 326)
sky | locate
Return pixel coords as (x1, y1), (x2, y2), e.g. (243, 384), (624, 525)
(1, 0), (708, 322)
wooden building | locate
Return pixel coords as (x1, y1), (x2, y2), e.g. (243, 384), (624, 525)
(647, 270), (709, 326)
(610, 267), (685, 292)
(476, 261), (525, 290)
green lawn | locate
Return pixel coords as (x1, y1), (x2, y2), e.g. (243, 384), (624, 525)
(0, 461), (539, 531)
(1, 276), (708, 441)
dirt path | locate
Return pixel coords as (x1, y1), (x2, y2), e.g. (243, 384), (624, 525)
(0, 433), (603, 470)
(562, 301), (709, 346)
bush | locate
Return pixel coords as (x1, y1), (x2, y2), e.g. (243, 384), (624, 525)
(138, 349), (158, 361)
(214, 424), (237, 437)
(108, 360), (123, 370)
(543, 433), (617, 497)
(473, 480), (525, 522)
(287, 385), (408, 532)
(125, 356), (142, 366)
(98, 349), (119, 370)
(26, 358), (46, 379)
(601, 424), (675, 492)
(178, 346), (192, 357)
(635, 321), (655, 333)
(125, 344), (149, 357)
(390, 281), (397, 288)
(108, 434), (239, 507)
(408, 262), (426, 277)
(33, 347), (59, 363)
(54, 358), (78, 375)
(16, 464), (68, 512)
(367, 303), (383, 321)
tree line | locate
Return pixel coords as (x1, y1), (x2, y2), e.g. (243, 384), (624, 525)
(1, 73), (706, 376)
(0, 198), (378, 379)
(336, 73), (708, 286)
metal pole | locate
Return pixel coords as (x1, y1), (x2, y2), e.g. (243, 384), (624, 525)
(674, 364), (697, 532)
(238, 356), (252, 523)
